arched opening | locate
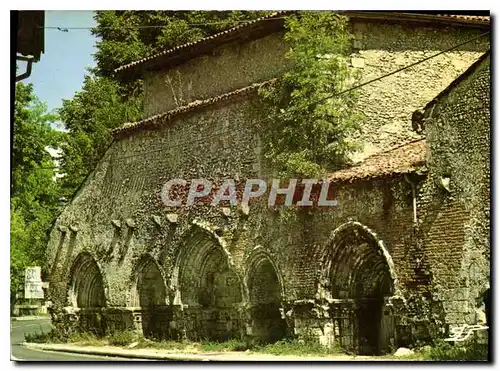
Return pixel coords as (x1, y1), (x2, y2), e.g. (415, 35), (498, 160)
(68, 252), (105, 308)
(132, 256), (169, 339)
(325, 223), (396, 355)
(68, 252), (106, 335)
(176, 230), (243, 341)
(247, 255), (287, 343)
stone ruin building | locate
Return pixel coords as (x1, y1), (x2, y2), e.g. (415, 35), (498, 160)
(46, 12), (490, 355)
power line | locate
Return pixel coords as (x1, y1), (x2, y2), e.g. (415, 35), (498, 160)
(40, 15), (290, 31)
(63, 30), (490, 164)
(323, 31), (490, 101)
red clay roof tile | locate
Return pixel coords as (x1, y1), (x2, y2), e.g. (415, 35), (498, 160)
(328, 139), (427, 182)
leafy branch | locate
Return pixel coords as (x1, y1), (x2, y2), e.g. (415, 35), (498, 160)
(259, 11), (363, 178)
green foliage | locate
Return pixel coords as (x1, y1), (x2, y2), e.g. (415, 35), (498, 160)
(137, 338), (188, 350)
(420, 340), (488, 361)
(58, 75), (142, 197)
(59, 11), (269, 199)
(256, 339), (323, 355)
(107, 330), (139, 346)
(69, 331), (103, 345)
(60, 328), (346, 357)
(200, 339), (250, 352)
(24, 327), (64, 343)
(11, 82), (63, 310)
(259, 11), (363, 178)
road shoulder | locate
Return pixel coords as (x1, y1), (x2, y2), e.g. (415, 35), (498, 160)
(23, 343), (390, 361)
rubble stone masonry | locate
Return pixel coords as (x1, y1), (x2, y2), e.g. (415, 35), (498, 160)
(46, 14), (490, 354)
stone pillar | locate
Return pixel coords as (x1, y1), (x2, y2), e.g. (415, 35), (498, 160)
(291, 300), (336, 348)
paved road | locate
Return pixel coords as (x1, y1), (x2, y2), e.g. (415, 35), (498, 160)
(10, 318), (136, 361)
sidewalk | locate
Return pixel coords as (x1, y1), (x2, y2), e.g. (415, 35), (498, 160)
(24, 343), (390, 361)
(12, 315), (50, 321)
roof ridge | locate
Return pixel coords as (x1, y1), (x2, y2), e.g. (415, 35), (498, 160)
(363, 138), (426, 160)
(114, 11), (293, 76)
(422, 50), (490, 112)
(115, 11), (489, 77)
(112, 80), (275, 137)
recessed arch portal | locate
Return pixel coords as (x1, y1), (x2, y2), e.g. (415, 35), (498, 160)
(173, 224), (243, 341)
(245, 250), (287, 343)
(322, 222), (397, 355)
(68, 252), (106, 309)
(131, 255), (167, 308)
(131, 255), (169, 340)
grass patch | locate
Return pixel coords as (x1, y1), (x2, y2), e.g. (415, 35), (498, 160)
(24, 327), (62, 343)
(107, 330), (139, 346)
(100, 332), (345, 356)
(69, 331), (106, 346)
(421, 341), (488, 361)
(137, 338), (192, 350)
(200, 339), (250, 352)
(254, 339), (344, 356)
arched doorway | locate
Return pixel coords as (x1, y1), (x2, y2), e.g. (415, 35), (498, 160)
(131, 256), (169, 339)
(68, 252), (105, 308)
(68, 252), (106, 335)
(246, 253), (287, 343)
(174, 228), (243, 341)
(324, 222), (396, 355)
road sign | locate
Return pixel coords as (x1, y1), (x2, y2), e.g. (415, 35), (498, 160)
(25, 267), (41, 282)
(24, 282), (44, 299)
(24, 266), (44, 299)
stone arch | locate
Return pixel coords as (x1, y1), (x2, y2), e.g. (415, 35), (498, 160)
(67, 252), (106, 309)
(244, 248), (287, 343)
(130, 254), (168, 308)
(172, 222), (243, 341)
(130, 254), (170, 340)
(320, 221), (398, 355)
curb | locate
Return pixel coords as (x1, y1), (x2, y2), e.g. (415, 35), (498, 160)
(11, 316), (50, 322)
(24, 343), (189, 361)
(22, 343), (376, 361)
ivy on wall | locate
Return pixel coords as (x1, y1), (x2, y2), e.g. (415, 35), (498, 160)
(258, 11), (363, 178)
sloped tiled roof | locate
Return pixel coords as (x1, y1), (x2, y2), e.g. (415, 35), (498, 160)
(328, 139), (427, 182)
(435, 14), (490, 22)
(111, 80), (273, 137)
(341, 11), (490, 27)
(422, 50), (490, 112)
(114, 11), (291, 77)
(115, 11), (490, 77)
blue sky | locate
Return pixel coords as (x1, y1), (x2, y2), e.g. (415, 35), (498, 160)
(20, 11), (98, 119)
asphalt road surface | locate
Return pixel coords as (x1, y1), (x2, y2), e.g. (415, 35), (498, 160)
(10, 318), (136, 361)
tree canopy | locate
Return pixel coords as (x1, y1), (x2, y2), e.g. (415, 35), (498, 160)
(259, 12), (362, 178)
(11, 11), (362, 305)
(58, 11), (269, 198)
(12, 12), (270, 303)
(11, 82), (63, 308)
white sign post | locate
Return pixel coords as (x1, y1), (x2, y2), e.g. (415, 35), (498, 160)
(24, 267), (44, 299)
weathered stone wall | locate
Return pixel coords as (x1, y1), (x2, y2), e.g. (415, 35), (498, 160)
(348, 21), (488, 162)
(143, 32), (289, 116)
(46, 17), (490, 353)
(143, 19), (488, 162)
(47, 88), (422, 352)
(47, 96), (263, 309)
(417, 54), (490, 327)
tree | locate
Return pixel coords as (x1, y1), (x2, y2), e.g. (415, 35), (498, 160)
(58, 75), (142, 196)
(259, 11), (363, 178)
(11, 82), (63, 310)
(92, 11), (272, 77)
(58, 11), (269, 198)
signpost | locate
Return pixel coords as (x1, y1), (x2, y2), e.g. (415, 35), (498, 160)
(24, 266), (44, 299)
